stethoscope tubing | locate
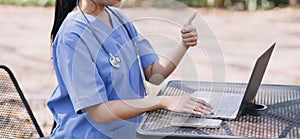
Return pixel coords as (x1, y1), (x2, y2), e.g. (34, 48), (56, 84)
(76, 0), (113, 57)
(75, 0), (149, 95)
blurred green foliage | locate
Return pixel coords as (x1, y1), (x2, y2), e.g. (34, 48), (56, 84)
(175, 0), (296, 10)
(0, 0), (298, 9)
(126, 0), (298, 10)
(0, 0), (54, 6)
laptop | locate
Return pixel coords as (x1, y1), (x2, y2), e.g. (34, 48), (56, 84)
(190, 43), (275, 119)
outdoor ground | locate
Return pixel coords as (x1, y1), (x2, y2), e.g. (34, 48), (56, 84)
(0, 5), (299, 135)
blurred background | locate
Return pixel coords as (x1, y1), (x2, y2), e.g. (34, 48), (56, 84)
(0, 0), (299, 136)
(0, 0), (300, 9)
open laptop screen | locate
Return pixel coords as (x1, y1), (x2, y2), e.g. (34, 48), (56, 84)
(237, 43), (275, 116)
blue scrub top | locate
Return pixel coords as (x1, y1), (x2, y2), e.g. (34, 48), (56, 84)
(47, 7), (158, 139)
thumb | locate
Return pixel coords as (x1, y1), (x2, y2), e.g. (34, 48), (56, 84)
(184, 12), (197, 26)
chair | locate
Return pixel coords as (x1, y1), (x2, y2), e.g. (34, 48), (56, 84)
(0, 65), (44, 138)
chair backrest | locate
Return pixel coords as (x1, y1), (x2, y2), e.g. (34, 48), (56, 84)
(0, 65), (44, 138)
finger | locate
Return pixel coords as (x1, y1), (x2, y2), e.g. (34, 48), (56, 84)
(184, 12), (197, 26)
(182, 37), (197, 43)
(195, 105), (214, 115)
(197, 99), (212, 108)
(192, 110), (203, 115)
(193, 106), (212, 115)
(182, 40), (197, 46)
(181, 25), (197, 34)
(187, 98), (199, 108)
(183, 42), (198, 47)
(182, 32), (198, 39)
(196, 102), (213, 112)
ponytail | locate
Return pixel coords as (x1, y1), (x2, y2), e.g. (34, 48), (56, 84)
(50, 0), (76, 44)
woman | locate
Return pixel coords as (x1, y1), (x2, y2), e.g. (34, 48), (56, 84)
(48, 0), (213, 138)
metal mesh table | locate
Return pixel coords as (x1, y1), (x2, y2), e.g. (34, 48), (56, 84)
(137, 81), (300, 139)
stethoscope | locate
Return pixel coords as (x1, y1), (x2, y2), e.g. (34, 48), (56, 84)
(76, 0), (149, 95)
(76, 0), (125, 68)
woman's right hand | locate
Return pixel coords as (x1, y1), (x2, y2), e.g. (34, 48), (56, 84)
(160, 96), (214, 115)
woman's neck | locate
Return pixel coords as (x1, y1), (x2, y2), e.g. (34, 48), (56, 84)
(81, 0), (105, 16)
(80, 0), (113, 28)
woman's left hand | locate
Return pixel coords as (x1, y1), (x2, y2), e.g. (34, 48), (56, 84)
(181, 12), (198, 49)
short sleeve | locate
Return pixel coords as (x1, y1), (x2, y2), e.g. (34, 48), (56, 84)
(55, 33), (108, 114)
(135, 35), (159, 69)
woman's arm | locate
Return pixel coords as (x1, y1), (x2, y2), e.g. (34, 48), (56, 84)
(85, 95), (213, 123)
(85, 13), (213, 123)
(144, 12), (199, 85)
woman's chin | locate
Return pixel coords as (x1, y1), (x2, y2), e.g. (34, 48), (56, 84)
(111, 2), (122, 7)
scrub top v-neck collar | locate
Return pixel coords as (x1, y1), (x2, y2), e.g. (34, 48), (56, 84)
(94, 8), (116, 30)
(72, 7), (129, 53)
(73, 7), (119, 34)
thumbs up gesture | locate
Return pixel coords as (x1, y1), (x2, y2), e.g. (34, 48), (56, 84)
(181, 12), (198, 49)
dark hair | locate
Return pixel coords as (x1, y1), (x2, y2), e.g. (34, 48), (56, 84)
(50, 0), (76, 44)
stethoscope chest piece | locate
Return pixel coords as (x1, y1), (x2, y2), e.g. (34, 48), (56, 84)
(109, 55), (121, 69)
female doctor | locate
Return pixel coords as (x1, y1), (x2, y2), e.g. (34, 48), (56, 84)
(48, 0), (213, 138)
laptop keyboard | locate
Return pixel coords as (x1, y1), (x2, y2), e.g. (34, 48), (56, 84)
(177, 92), (244, 119)
(209, 93), (243, 118)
